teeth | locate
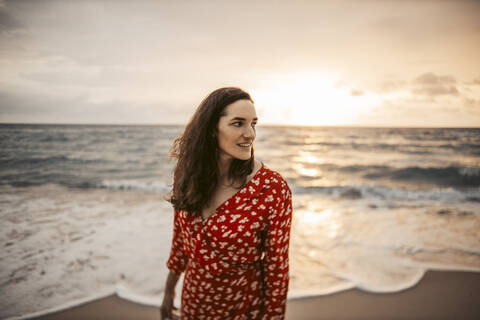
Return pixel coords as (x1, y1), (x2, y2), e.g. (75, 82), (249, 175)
(238, 143), (251, 147)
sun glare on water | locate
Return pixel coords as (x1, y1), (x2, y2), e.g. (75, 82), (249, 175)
(252, 72), (381, 126)
(295, 209), (340, 239)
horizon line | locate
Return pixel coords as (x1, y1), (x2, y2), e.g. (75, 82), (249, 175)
(0, 122), (479, 129)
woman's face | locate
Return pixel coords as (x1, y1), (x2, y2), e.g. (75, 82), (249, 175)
(216, 99), (257, 162)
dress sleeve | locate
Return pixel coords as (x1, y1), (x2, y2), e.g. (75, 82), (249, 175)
(262, 180), (293, 319)
(166, 209), (189, 274)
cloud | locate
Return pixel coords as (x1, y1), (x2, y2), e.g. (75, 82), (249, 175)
(412, 85), (459, 97)
(464, 98), (480, 110)
(0, 5), (22, 31)
(350, 89), (364, 96)
(0, 88), (190, 124)
(1, 1), (479, 127)
(411, 72), (459, 97)
(374, 78), (408, 93)
(356, 96), (480, 127)
(414, 72), (456, 85)
(19, 66), (159, 88)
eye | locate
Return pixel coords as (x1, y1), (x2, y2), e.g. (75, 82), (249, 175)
(252, 122), (257, 128)
(232, 121), (242, 127)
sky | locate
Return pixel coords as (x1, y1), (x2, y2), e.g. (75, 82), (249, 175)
(0, 0), (479, 127)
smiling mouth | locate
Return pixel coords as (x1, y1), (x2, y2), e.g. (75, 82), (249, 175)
(237, 143), (251, 148)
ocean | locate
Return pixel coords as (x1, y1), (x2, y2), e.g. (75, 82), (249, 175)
(1, 124), (479, 319)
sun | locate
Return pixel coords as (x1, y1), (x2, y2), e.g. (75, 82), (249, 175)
(251, 71), (381, 126)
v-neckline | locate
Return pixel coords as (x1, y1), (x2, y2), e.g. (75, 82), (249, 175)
(201, 161), (264, 223)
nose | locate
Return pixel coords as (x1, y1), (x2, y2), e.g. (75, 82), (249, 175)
(242, 124), (255, 140)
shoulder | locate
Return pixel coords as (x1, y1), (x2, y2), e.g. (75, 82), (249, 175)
(260, 163), (292, 198)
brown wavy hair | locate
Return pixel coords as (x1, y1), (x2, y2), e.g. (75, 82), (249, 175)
(168, 87), (255, 216)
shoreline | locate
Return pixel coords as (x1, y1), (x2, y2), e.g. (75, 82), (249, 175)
(16, 270), (478, 320)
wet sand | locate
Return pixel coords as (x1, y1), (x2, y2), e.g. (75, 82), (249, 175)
(33, 270), (480, 320)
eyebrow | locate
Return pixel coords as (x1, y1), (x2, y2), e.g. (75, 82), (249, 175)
(230, 117), (258, 121)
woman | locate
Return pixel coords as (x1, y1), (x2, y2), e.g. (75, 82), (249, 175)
(161, 87), (292, 320)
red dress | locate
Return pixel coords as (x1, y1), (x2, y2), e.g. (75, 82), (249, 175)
(167, 163), (293, 320)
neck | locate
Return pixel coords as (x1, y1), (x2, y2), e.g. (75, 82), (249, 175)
(217, 157), (232, 183)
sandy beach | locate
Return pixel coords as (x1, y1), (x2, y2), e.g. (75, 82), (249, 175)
(31, 270), (480, 320)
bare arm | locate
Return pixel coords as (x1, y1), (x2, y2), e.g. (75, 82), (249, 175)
(163, 209), (187, 319)
(160, 270), (181, 319)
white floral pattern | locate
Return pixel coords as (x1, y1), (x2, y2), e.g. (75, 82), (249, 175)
(167, 163), (292, 319)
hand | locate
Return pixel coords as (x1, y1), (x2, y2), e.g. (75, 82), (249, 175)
(160, 291), (178, 320)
